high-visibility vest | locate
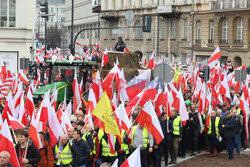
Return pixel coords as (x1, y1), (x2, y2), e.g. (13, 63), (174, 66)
(202, 114), (205, 131)
(92, 136), (97, 155)
(98, 129), (104, 142)
(207, 117), (220, 135)
(121, 130), (129, 155)
(173, 116), (181, 136)
(54, 143), (73, 165)
(131, 126), (149, 148)
(101, 136), (117, 157)
(82, 132), (92, 156)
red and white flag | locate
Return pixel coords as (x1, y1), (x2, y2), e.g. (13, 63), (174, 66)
(0, 120), (20, 167)
(125, 69), (151, 101)
(29, 113), (43, 150)
(48, 107), (64, 147)
(40, 91), (50, 123)
(115, 103), (131, 131)
(101, 48), (109, 67)
(18, 95), (28, 126)
(136, 101), (164, 144)
(51, 86), (58, 110)
(208, 47), (221, 68)
(25, 87), (35, 117)
(147, 52), (155, 69)
(177, 89), (189, 126)
(73, 68), (82, 112)
(7, 113), (25, 129)
(120, 145), (141, 167)
(18, 70), (29, 85)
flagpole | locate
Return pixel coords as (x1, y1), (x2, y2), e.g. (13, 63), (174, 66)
(11, 129), (17, 144)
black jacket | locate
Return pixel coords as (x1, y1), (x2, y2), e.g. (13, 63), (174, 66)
(188, 112), (201, 133)
(53, 141), (79, 167)
(15, 141), (41, 165)
(224, 116), (236, 138)
(72, 139), (90, 165)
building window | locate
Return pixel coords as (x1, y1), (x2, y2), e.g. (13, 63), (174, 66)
(209, 20), (214, 43)
(183, 19), (188, 39)
(121, 0), (124, 8)
(236, 19), (243, 43)
(161, 19), (166, 39)
(51, 17), (54, 22)
(51, 7), (54, 13)
(134, 21), (143, 38)
(196, 21), (201, 43)
(171, 20), (176, 39)
(113, 0), (115, 9)
(172, 0), (176, 5)
(0, 0), (16, 27)
(61, 17), (65, 22)
(126, 28), (130, 38)
(61, 8), (65, 14)
(222, 19), (228, 43)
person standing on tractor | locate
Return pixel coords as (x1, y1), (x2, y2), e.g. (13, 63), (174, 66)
(114, 36), (126, 52)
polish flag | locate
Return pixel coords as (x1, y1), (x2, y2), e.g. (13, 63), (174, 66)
(3, 93), (18, 120)
(115, 103), (131, 131)
(18, 95), (28, 126)
(239, 91), (249, 146)
(108, 134), (116, 154)
(0, 121), (20, 167)
(18, 70), (29, 85)
(136, 101), (164, 144)
(177, 89), (189, 126)
(120, 145), (141, 167)
(168, 82), (180, 111)
(101, 48), (109, 67)
(79, 78), (83, 94)
(86, 88), (97, 115)
(125, 69), (151, 101)
(7, 113), (25, 129)
(48, 107), (64, 147)
(139, 77), (159, 107)
(40, 91), (50, 123)
(51, 86), (58, 110)
(13, 82), (23, 109)
(208, 47), (221, 69)
(29, 113), (43, 150)
(56, 107), (63, 124)
(25, 87), (35, 117)
(73, 68), (82, 112)
(75, 40), (82, 46)
(102, 65), (120, 99)
(147, 52), (155, 69)
(125, 89), (145, 117)
(155, 89), (167, 117)
(219, 72), (231, 98)
(61, 110), (72, 131)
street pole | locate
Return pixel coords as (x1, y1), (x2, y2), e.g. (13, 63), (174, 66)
(44, 18), (47, 57)
(98, 12), (100, 39)
(191, 0), (194, 61)
(71, 0), (74, 54)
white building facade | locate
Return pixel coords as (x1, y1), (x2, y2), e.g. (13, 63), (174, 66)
(0, 0), (36, 73)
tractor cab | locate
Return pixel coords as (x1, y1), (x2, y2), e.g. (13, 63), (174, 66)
(32, 60), (96, 104)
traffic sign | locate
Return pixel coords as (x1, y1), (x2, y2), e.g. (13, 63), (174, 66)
(153, 63), (174, 84)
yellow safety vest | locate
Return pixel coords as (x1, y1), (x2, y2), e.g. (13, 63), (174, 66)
(98, 129), (104, 143)
(54, 143), (73, 165)
(173, 116), (181, 135)
(131, 126), (149, 148)
(92, 136), (97, 155)
(101, 135), (117, 157)
(230, 109), (241, 115)
(82, 132), (92, 156)
(121, 130), (129, 155)
(207, 117), (220, 135)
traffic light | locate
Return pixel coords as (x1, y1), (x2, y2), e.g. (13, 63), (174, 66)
(199, 65), (210, 82)
(40, 0), (48, 20)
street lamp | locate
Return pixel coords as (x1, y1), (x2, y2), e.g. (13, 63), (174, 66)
(30, 13), (55, 64)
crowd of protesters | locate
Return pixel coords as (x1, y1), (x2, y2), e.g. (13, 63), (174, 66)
(0, 83), (249, 167)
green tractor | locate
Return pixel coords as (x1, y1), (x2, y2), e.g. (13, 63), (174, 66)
(31, 60), (96, 105)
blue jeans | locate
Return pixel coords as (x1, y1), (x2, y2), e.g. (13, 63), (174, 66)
(76, 165), (86, 167)
(235, 128), (242, 153)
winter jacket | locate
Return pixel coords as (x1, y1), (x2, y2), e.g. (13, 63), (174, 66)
(15, 141), (41, 166)
(224, 116), (236, 138)
(37, 141), (54, 167)
(72, 139), (90, 165)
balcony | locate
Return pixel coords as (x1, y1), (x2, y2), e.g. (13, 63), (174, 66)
(234, 40), (243, 44)
(219, 39), (228, 45)
(208, 39), (214, 44)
